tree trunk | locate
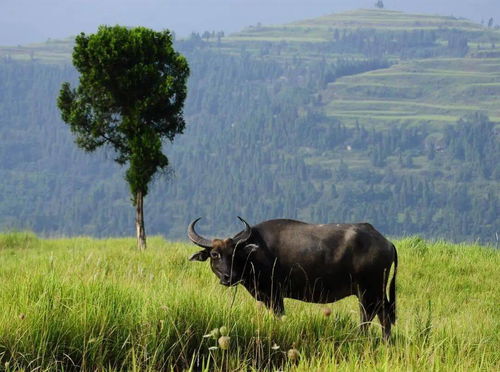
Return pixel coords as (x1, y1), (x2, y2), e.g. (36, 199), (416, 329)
(135, 191), (147, 250)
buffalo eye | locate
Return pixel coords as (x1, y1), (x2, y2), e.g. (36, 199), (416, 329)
(210, 251), (221, 260)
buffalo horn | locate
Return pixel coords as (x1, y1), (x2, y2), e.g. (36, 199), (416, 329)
(235, 216), (252, 243)
(187, 218), (213, 249)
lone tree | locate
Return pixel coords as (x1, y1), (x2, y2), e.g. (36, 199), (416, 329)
(57, 25), (189, 250)
(375, 1), (384, 9)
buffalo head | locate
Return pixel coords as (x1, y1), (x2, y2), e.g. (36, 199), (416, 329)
(187, 217), (258, 286)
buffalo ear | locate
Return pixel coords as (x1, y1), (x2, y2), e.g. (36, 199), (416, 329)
(243, 244), (259, 254)
(189, 250), (210, 262)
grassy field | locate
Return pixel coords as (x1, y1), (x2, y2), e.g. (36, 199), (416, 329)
(0, 232), (498, 371)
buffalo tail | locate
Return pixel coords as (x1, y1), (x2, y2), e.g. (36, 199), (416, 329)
(389, 244), (398, 325)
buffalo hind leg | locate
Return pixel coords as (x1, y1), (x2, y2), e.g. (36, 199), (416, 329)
(358, 282), (392, 339)
(358, 269), (393, 340)
(360, 294), (392, 340)
(377, 300), (392, 340)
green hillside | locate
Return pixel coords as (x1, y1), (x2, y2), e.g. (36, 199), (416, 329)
(6, 9), (500, 129)
(0, 234), (498, 370)
(224, 9), (500, 128)
(0, 9), (498, 242)
(4, 9), (500, 63)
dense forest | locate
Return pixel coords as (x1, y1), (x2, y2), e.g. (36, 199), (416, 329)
(0, 10), (498, 243)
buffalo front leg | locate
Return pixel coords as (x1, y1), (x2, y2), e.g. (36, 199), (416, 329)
(357, 285), (379, 335)
(255, 291), (285, 316)
(268, 295), (285, 316)
(359, 297), (378, 334)
(244, 281), (285, 316)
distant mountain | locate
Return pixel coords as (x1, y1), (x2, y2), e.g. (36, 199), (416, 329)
(0, 9), (498, 242)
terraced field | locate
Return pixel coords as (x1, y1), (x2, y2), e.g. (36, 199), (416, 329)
(230, 8), (493, 42)
(0, 38), (73, 63)
(322, 57), (500, 128)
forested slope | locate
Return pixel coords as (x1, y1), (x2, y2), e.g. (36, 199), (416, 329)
(0, 9), (498, 242)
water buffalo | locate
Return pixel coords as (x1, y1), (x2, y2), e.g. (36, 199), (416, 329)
(188, 217), (398, 339)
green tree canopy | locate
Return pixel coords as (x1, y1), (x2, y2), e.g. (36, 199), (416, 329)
(57, 25), (189, 250)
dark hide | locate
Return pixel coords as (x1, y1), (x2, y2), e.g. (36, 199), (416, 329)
(188, 218), (398, 339)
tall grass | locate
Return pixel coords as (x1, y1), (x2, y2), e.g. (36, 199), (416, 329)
(0, 234), (498, 371)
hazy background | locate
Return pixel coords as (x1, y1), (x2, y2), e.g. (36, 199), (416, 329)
(1, 0), (499, 46)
